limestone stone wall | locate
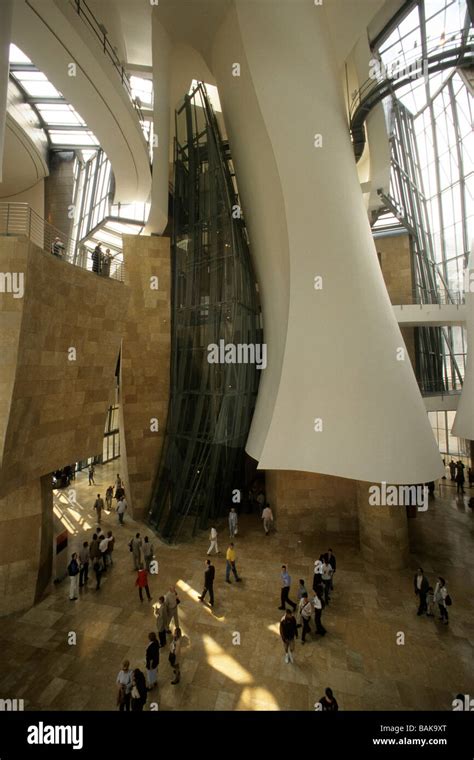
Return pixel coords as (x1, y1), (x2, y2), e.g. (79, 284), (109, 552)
(120, 234), (171, 521)
(357, 481), (409, 569)
(0, 477), (52, 616)
(265, 470), (358, 539)
(0, 235), (129, 497)
(377, 233), (416, 369)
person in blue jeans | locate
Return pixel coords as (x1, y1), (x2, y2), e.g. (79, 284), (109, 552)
(225, 543), (242, 583)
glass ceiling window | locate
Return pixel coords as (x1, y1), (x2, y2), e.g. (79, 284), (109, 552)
(189, 80), (222, 112)
(8, 44), (99, 149)
(130, 75), (153, 108)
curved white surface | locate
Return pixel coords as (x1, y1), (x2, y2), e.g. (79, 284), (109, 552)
(212, 0), (443, 484)
(452, 249), (474, 440)
(12, 0), (150, 204)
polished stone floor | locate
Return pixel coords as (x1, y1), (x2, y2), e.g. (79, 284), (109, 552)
(0, 463), (472, 711)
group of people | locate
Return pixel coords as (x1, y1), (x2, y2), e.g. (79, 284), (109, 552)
(116, 622), (183, 710)
(447, 459), (472, 494)
(89, 473), (129, 526)
(279, 548), (336, 659)
(67, 527), (115, 598)
(92, 243), (114, 277)
(414, 568), (451, 624)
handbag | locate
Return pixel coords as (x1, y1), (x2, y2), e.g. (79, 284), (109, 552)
(168, 652), (176, 666)
(445, 594), (452, 606)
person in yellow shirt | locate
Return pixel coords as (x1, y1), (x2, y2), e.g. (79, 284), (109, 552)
(225, 542), (242, 583)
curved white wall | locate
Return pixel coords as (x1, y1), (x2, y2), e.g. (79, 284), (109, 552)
(212, 0), (443, 484)
(12, 0), (150, 204)
(452, 248), (474, 440)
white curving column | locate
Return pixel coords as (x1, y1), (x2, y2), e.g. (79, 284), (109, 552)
(452, 244), (474, 440)
(147, 11), (172, 234)
(212, 0), (443, 485)
(0, 0), (13, 183)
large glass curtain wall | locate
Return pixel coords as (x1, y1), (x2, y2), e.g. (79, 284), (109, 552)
(148, 83), (262, 543)
(374, 0), (473, 392)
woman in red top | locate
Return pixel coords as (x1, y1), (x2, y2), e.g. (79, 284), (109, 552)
(135, 564), (152, 602)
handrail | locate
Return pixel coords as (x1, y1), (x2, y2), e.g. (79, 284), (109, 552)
(349, 30), (474, 160)
(0, 202), (124, 282)
(389, 288), (466, 306)
(70, 0), (148, 136)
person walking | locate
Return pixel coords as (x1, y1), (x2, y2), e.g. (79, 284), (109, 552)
(299, 593), (313, 644)
(67, 553), (80, 601)
(225, 542), (242, 583)
(93, 556), (103, 590)
(318, 687), (339, 711)
(88, 464), (95, 485)
(106, 530), (115, 565)
(323, 548), (336, 590)
(449, 460), (456, 481)
(262, 504), (274, 535)
(434, 577), (449, 624)
(228, 507), (238, 538)
(279, 609), (297, 664)
(199, 559), (215, 606)
(145, 632), (159, 690)
(130, 669), (147, 711)
(456, 461), (465, 494)
(313, 589), (327, 636)
(414, 567), (430, 616)
(169, 627), (182, 685)
(312, 557), (324, 595)
(105, 486), (114, 511)
(117, 497), (127, 525)
(164, 586), (180, 631)
(93, 494), (104, 525)
(154, 596), (168, 648)
(99, 534), (109, 571)
(116, 660), (133, 711)
(143, 536), (154, 572)
(130, 533), (142, 570)
(321, 559), (333, 606)
(207, 526), (219, 555)
(279, 565), (297, 612)
(79, 541), (89, 587)
(136, 564), (152, 602)
(89, 533), (100, 563)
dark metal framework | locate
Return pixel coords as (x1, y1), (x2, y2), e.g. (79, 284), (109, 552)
(148, 83), (261, 543)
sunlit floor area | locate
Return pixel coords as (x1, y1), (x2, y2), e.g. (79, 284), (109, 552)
(0, 463), (472, 711)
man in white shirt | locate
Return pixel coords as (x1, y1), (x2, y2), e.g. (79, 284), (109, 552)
(312, 591), (327, 636)
(117, 498), (127, 525)
(207, 527), (219, 555)
(298, 593), (313, 644)
(321, 561), (334, 606)
(262, 505), (274, 535)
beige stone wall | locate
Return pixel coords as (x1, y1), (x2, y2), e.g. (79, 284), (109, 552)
(0, 477), (52, 616)
(357, 481), (409, 570)
(376, 233), (413, 304)
(376, 232), (416, 368)
(120, 234), (171, 520)
(0, 236), (129, 497)
(266, 470), (358, 538)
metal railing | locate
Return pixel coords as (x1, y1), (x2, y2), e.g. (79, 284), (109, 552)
(389, 288), (465, 306)
(349, 30), (474, 160)
(418, 379), (463, 396)
(70, 0), (148, 134)
(0, 203), (124, 282)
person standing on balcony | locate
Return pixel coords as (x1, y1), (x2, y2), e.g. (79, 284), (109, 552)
(92, 243), (103, 274)
(102, 248), (112, 277)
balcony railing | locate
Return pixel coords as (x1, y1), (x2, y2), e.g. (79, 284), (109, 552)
(389, 288), (465, 306)
(70, 0), (148, 136)
(0, 203), (124, 282)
